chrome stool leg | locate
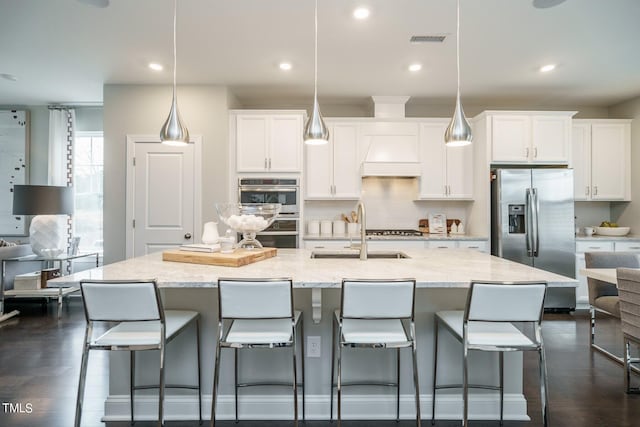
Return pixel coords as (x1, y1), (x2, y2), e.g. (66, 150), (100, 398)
(396, 347), (401, 422)
(234, 348), (239, 422)
(330, 315), (336, 422)
(462, 342), (469, 427)
(196, 319), (203, 424)
(337, 339), (343, 427)
(431, 317), (439, 425)
(210, 338), (222, 427)
(292, 320), (299, 427)
(499, 352), (504, 425)
(158, 342), (166, 427)
(130, 350), (136, 424)
(74, 328), (91, 427)
(411, 328), (422, 427)
(300, 315), (306, 422)
(539, 347), (549, 427)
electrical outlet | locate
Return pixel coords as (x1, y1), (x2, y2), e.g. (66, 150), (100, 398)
(307, 336), (321, 358)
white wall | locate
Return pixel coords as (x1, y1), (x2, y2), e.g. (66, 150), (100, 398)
(304, 178), (471, 233)
(609, 96), (640, 231)
(103, 84), (232, 264)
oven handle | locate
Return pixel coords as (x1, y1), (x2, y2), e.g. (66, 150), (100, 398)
(239, 187), (298, 192)
(256, 231), (300, 236)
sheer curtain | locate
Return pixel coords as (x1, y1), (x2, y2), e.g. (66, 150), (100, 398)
(48, 108), (75, 186)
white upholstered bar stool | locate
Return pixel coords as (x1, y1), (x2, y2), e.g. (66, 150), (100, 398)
(431, 281), (548, 427)
(211, 278), (304, 427)
(75, 279), (202, 427)
(330, 278), (421, 427)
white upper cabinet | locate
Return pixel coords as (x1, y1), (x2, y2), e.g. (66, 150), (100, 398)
(488, 111), (575, 164)
(305, 121), (360, 200)
(235, 112), (303, 173)
(418, 121), (473, 199)
(571, 119), (631, 201)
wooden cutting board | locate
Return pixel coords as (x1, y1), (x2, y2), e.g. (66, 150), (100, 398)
(162, 247), (277, 267)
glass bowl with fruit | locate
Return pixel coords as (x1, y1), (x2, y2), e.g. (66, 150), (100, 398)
(594, 221), (630, 236)
(215, 203), (281, 249)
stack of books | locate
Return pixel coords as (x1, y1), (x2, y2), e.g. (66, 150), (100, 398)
(179, 243), (221, 253)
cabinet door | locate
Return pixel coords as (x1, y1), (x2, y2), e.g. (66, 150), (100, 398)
(458, 240), (488, 252)
(490, 115), (530, 163)
(418, 122), (447, 199)
(332, 124), (361, 199)
(236, 115), (268, 172)
(269, 115), (302, 172)
(304, 135), (333, 199)
(531, 115), (571, 163)
(590, 123), (628, 200)
(571, 123), (591, 200)
(425, 240), (457, 249)
(446, 143), (473, 199)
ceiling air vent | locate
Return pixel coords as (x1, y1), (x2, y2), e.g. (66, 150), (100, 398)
(410, 35), (446, 43)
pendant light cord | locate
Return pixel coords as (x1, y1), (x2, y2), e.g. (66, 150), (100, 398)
(456, 0), (461, 99)
(314, 0), (318, 102)
(172, 0), (177, 100)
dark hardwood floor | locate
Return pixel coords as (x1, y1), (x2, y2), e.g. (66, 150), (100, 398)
(0, 300), (639, 427)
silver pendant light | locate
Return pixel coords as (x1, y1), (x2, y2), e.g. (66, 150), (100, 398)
(160, 0), (189, 146)
(444, 0), (472, 147)
(303, 0), (329, 145)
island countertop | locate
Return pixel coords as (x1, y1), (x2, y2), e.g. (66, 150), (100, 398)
(50, 248), (577, 288)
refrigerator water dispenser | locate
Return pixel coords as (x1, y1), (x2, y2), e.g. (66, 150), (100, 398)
(508, 204), (525, 234)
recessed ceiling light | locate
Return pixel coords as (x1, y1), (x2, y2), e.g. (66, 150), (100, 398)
(540, 64), (556, 73)
(353, 7), (370, 20)
(408, 64), (422, 72)
(148, 63), (163, 71)
(279, 62), (292, 71)
(0, 73), (17, 81)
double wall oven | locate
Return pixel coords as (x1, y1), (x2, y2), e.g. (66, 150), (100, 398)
(238, 178), (300, 248)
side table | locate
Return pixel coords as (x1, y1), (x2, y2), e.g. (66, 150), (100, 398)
(0, 252), (100, 322)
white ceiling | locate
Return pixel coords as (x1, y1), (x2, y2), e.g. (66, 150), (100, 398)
(1, 0), (639, 107)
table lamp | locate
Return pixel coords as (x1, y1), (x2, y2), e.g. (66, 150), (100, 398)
(12, 185), (74, 257)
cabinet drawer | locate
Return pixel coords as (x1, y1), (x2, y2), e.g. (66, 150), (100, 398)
(426, 241), (457, 249)
(614, 241), (640, 252)
(458, 241), (488, 252)
(575, 241), (614, 253)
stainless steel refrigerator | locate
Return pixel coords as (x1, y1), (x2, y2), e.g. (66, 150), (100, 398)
(491, 168), (575, 310)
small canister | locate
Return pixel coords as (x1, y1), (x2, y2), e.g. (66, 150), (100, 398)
(320, 220), (333, 236)
(308, 220), (320, 235)
(333, 220), (346, 236)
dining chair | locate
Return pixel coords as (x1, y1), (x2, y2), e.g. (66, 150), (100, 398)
(615, 267), (640, 393)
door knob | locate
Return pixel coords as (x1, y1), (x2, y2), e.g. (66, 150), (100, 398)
(184, 233), (192, 239)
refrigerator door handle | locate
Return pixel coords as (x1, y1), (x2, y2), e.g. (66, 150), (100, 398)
(532, 188), (540, 257)
(525, 188), (533, 257)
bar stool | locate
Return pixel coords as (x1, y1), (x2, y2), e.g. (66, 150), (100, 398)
(431, 280), (548, 427)
(75, 279), (202, 427)
(615, 267), (640, 393)
(330, 278), (421, 427)
(211, 277), (304, 427)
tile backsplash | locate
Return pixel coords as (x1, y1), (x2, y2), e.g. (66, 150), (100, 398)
(304, 177), (470, 231)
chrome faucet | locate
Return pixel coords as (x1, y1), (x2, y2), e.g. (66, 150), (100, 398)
(356, 201), (367, 260)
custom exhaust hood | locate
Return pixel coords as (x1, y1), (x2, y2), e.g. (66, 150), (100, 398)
(360, 96), (421, 177)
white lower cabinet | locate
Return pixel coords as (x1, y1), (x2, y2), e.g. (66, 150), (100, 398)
(574, 240), (615, 309)
(304, 241), (351, 250)
(367, 240), (425, 251)
(425, 240), (488, 252)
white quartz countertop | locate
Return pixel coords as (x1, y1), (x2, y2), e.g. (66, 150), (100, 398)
(575, 234), (640, 241)
(50, 248), (576, 289)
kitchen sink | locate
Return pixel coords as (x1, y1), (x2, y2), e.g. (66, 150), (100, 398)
(310, 251), (410, 259)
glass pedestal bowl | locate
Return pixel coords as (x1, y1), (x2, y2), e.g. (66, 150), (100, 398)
(215, 203), (282, 249)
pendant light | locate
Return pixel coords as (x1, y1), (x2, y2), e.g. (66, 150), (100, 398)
(160, 0), (189, 146)
(444, 0), (472, 147)
(303, 0), (329, 145)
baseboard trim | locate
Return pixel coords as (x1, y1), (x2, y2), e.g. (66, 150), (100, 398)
(103, 393), (530, 421)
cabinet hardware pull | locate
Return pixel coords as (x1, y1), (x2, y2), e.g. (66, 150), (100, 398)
(268, 158), (272, 169)
(593, 186), (598, 195)
(586, 186), (590, 196)
(630, 247), (640, 249)
(534, 147), (538, 158)
(588, 246), (601, 249)
(264, 158), (267, 169)
(525, 147), (529, 158)
(468, 246), (479, 249)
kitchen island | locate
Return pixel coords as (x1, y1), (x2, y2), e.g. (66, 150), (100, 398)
(52, 248), (576, 422)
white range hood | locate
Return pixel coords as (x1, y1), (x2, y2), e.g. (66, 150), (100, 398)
(360, 96), (421, 177)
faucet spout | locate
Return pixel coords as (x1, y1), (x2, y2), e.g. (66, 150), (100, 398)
(356, 201), (367, 260)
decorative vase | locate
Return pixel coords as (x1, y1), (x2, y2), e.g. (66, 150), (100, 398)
(201, 221), (220, 244)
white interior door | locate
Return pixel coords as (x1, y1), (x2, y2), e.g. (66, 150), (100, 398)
(126, 136), (201, 257)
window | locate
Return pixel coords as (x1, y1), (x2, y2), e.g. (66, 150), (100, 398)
(73, 131), (103, 255)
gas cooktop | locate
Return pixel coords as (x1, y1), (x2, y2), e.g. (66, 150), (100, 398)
(365, 229), (424, 237)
